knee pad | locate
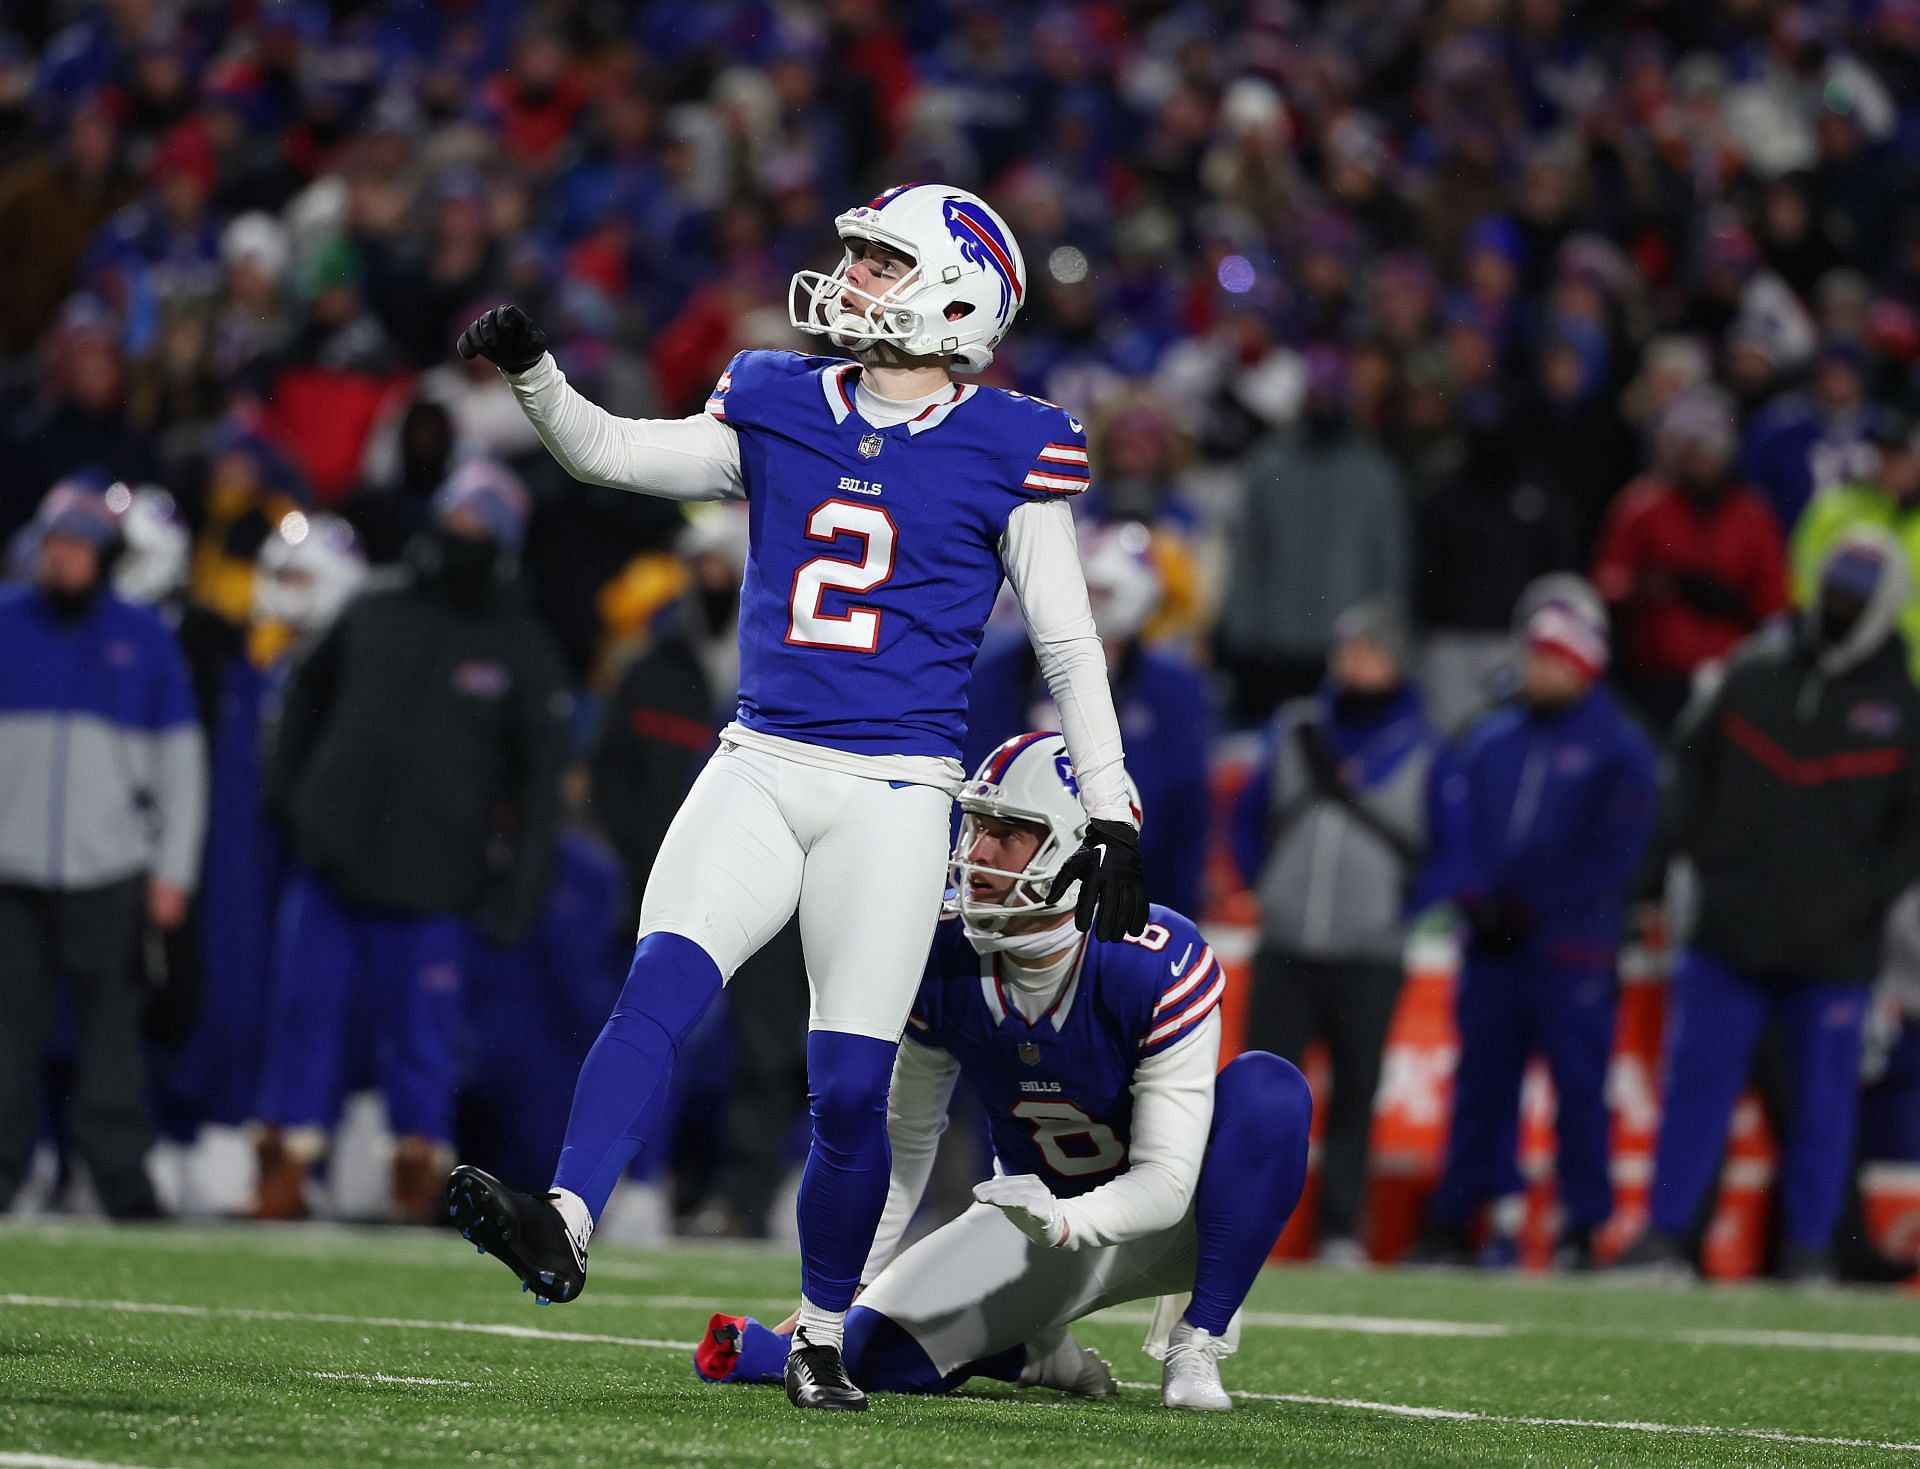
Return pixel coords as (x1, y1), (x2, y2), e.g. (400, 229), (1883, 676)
(1218, 1050), (1314, 1144)
(610, 932), (724, 1047)
(843, 1305), (946, 1394)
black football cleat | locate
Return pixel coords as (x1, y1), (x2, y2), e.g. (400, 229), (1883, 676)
(784, 1333), (867, 1412)
(445, 1165), (586, 1304)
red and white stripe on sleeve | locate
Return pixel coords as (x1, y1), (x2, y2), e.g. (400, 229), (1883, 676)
(704, 367), (733, 421)
(1140, 943), (1224, 1054)
(1022, 439), (1091, 495)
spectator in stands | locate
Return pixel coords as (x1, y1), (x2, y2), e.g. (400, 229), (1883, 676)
(1791, 416), (1920, 681)
(0, 93), (132, 356)
(1415, 399), (1585, 732)
(1739, 339), (1889, 531)
(4, 297), (157, 547)
(966, 521), (1214, 918)
(0, 482), (206, 1219)
(1234, 600), (1450, 1265)
(159, 512), (365, 1215)
(1415, 580), (1657, 1270)
(1218, 346), (1410, 723)
(1592, 389), (1791, 731)
(252, 463), (570, 1222)
(1617, 530), (1920, 1282)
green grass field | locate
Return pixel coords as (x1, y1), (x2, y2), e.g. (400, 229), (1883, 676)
(3, 1221), (1919, 1467)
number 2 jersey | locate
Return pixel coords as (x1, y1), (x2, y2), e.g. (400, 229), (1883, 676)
(707, 349), (1088, 765)
(904, 904), (1224, 1199)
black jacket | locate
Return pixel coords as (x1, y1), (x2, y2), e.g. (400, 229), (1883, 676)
(588, 627), (716, 910)
(1652, 620), (1920, 983)
(266, 555), (571, 940)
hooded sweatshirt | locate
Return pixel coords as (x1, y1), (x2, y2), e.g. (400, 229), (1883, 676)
(1651, 526), (1920, 981)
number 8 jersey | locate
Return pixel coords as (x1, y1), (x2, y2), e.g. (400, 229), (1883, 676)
(904, 905), (1222, 1197)
(708, 349), (1088, 763)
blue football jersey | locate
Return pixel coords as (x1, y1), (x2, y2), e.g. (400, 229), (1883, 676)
(705, 349), (1089, 761)
(905, 904), (1223, 1198)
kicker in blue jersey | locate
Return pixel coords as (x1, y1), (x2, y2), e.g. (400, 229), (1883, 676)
(704, 348), (1088, 762)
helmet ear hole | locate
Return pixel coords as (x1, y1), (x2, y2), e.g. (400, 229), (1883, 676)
(944, 300), (976, 322)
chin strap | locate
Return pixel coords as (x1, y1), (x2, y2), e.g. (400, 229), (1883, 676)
(963, 918), (1079, 960)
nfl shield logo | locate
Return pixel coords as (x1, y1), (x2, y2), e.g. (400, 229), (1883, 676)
(858, 433), (884, 459)
(1018, 1042), (1041, 1066)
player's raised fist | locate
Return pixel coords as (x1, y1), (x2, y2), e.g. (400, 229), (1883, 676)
(1049, 817), (1149, 943)
(456, 304), (548, 373)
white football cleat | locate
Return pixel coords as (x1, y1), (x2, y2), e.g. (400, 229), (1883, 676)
(1018, 1325), (1116, 1397)
(1161, 1319), (1233, 1412)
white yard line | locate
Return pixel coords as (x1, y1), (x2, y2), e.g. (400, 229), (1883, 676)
(1, 1295), (687, 1352)
(1116, 1383), (1920, 1453)
(1678, 1327), (1920, 1353)
(0, 1223), (671, 1283)
(0, 1455), (182, 1469)
(303, 1370), (476, 1388)
(9, 1293), (1920, 1455)
(1092, 1306), (1511, 1338)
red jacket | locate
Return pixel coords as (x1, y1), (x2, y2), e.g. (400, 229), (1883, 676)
(1592, 475), (1789, 677)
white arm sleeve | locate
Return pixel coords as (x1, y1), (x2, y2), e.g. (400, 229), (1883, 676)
(1000, 498), (1135, 824)
(860, 1039), (963, 1285)
(1056, 1009), (1220, 1249)
(503, 354), (746, 501)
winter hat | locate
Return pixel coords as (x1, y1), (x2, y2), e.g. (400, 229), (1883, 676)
(1525, 599), (1609, 680)
(431, 461), (531, 549)
(35, 479), (122, 549)
(1332, 598), (1411, 672)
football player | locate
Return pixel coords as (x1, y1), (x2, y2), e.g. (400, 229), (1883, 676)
(693, 733), (1311, 1412)
(445, 185), (1147, 1411)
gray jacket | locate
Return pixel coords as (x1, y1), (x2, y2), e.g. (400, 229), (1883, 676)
(0, 587), (206, 892)
(1221, 425), (1411, 661)
(1250, 695), (1440, 962)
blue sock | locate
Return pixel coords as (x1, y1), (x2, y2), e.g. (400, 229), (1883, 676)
(1187, 1051), (1312, 1336)
(795, 1030), (897, 1312)
(551, 932), (723, 1217)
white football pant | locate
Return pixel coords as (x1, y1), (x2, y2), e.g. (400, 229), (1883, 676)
(856, 1200), (1212, 1376)
(637, 742), (952, 1042)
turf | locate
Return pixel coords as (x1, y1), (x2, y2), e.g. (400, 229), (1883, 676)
(3, 1221), (1919, 1467)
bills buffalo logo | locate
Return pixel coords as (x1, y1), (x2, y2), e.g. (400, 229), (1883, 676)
(943, 197), (1022, 324)
(1848, 700), (1900, 737)
(1054, 751), (1080, 796)
(453, 660), (510, 697)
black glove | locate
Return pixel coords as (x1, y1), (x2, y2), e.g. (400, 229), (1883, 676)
(1460, 895), (1534, 956)
(456, 303), (549, 373)
(1047, 818), (1149, 942)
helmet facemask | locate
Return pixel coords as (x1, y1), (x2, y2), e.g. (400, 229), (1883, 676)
(946, 798), (1080, 947)
(790, 238), (937, 357)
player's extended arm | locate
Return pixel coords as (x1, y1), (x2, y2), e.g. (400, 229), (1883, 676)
(1002, 499), (1148, 939)
(459, 306), (745, 501)
(859, 1038), (962, 1285)
(1000, 499), (1131, 822)
(1056, 1010), (1220, 1249)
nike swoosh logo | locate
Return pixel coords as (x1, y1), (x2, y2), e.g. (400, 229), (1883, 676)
(1170, 943), (1194, 976)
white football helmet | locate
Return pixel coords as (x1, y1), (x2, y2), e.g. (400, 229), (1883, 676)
(108, 484), (190, 605)
(789, 182), (1026, 372)
(253, 511), (367, 633)
(1081, 520), (1162, 643)
(948, 731), (1141, 946)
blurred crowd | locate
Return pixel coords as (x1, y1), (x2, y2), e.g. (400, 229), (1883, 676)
(5, 0), (1920, 1277)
